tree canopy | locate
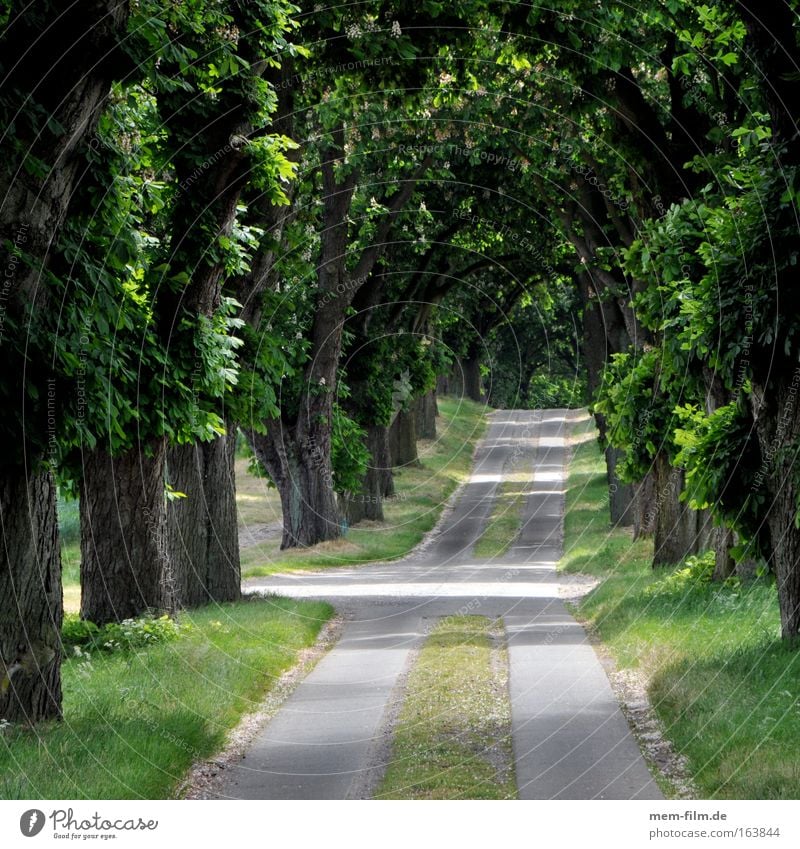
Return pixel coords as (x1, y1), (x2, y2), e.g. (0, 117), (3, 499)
(2, 0), (800, 726)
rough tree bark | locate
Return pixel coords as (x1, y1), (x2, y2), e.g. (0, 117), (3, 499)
(372, 424), (396, 501)
(246, 418), (340, 549)
(415, 390), (438, 440)
(633, 474), (657, 539)
(462, 353), (483, 403)
(446, 368), (464, 398)
(605, 445), (635, 527)
(340, 425), (394, 524)
(389, 408), (420, 467)
(167, 426), (241, 608)
(712, 526), (737, 582)
(751, 378), (800, 639)
(80, 439), (174, 624)
(651, 453), (713, 567)
(0, 1), (129, 719)
(0, 470), (62, 723)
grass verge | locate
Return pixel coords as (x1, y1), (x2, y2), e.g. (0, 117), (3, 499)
(241, 396), (488, 576)
(560, 414), (800, 799)
(0, 597), (332, 799)
(376, 615), (516, 799)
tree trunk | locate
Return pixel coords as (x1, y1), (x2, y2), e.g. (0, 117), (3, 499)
(580, 282), (637, 528)
(244, 133), (427, 550)
(200, 430), (241, 602)
(416, 390), (438, 440)
(80, 439), (174, 624)
(339, 490), (367, 525)
(0, 1), (128, 725)
(764, 474), (800, 640)
(447, 367), (464, 398)
(167, 429), (241, 609)
(247, 422), (342, 550)
(592, 411), (634, 527)
(340, 424), (394, 524)
(462, 355), (483, 403)
(373, 424), (395, 499)
(751, 378), (800, 639)
(436, 373), (449, 397)
(651, 453), (709, 567)
(712, 526), (736, 582)
(695, 507), (715, 552)
(651, 456), (684, 566)
(250, 133), (355, 550)
(633, 472), (657, 539)
(294, 418), (342, 546)
(0, 1), (129, 307)
(389, 408), (419, 467)
(605, 446), (634, 527)
(0, 469), (62, 723)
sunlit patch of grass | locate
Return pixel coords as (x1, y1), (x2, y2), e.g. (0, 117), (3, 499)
(376, 615), (516, 799)
(234, 457), (282, 527)
(0, 597), (332, 799)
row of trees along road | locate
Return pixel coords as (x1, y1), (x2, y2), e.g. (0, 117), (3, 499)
(2, 1), (800, 724)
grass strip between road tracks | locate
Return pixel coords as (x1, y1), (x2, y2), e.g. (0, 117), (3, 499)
(376, 615), (517, 799)
(472, 473), (529, 560)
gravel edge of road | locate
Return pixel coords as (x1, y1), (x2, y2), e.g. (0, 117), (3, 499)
(558, 408), (698, 800)
(578, 619), (699, 800)
(178, 612), (345, 800)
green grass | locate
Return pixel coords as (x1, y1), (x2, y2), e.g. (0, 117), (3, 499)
(473, 476), (528, 559)
(560, 414), (800, 799)
(0, 597), (332, 799)
(57, 497), (81, 613)
(241, 396), (488, 576)
(376, 615), (516, 800)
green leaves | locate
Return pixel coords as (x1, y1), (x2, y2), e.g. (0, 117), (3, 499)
(594, 349), (668, 479)
(331, 405), (370, 495)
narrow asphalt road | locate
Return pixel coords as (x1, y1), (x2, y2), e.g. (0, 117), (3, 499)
(216, 409), (662, 800)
